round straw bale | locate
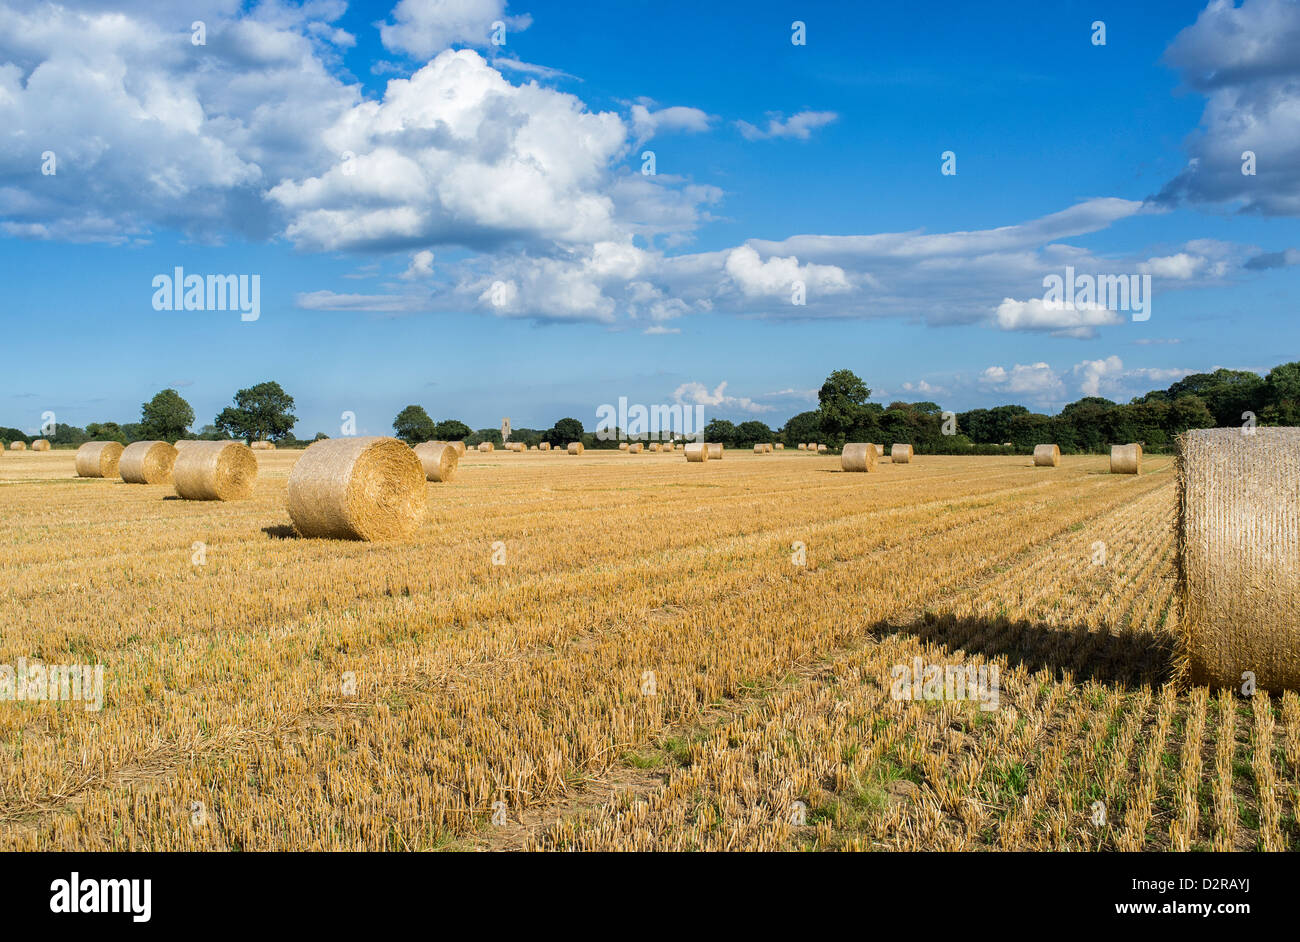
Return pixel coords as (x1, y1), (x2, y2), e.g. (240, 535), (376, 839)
(477, 442), (494, 453)
(287, 436), (426, 541)
(1033, 444), (1061, 467)
(754, 444), (765, 454)
(119, 440), (178, 484)
(841, 443), (877, 472)
(9, 441), (26, 450)
(797, 443), (806, 450)
(629, 442), (643, 454)
(567, 442), (584, 455)
(1110, 443), (1142, 474)
(775, 443), (784, 450)
(452, 441), (466, 456)
(31, 439), (50, 451)
(649, 443), (661, 452)
(249, 440), (276, 451)
(685, 442), (709, 462)
(707, 443), (723, 460)
(173, 441), (257, 500)
(891, 444), (913, 464)
(619, 442), (630, 451)
(75, 441), (125, 478)
(817, 444), (828, 453)
(414, 441), (459, 482)
(873, 444), (884, 457)
(539, 442), (551, 451)
(1178, 427), (1300, 690)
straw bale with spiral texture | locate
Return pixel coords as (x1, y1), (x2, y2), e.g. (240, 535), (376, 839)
(567, 442), (584, 455)
(75, 441), (124, 478)
(287, 437), (426, 541)
(1110, 443), (1142, 474)
(414, 441), (459, 482)
(891, 444), (913, 464)
(119, 441), (178, 484)
(1178, 427), (1300, 690)
(685, 442), (709, 462)
(841, 443), (876, 472)
(1033, 444), (1061, 467)
(31, 439), (50, 451)
(707, 443), (723, 460)
(173, 441), (257, 501)
(249, 440), (276, 451)
(9, 441), (26, 450)
(452, 441), (466, 456)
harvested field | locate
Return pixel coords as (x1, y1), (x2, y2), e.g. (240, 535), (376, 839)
(1, 448), (1293, 852)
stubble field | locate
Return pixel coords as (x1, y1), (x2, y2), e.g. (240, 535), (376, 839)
(1, 448), (1294, 851)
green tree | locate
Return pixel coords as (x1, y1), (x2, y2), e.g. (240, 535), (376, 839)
(549, 417), (585, 445)
(817, 369), (872, 445)
(214, 381), (297, 444)
(781, 410), (822, 446)
(1164, 369), (1265, 427)
(434, 419), (471, 441)
(85, 421), (127, 444)
(703, 419), (738, 445)
(392, 404), (436, 444)
(140, 389), (195, 441)
(735, 420), (774, 445)
(1261, 361), (1300, 426)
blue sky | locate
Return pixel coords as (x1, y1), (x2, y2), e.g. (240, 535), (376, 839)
(2, 0), (1298, 437)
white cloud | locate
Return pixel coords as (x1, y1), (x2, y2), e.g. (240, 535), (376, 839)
(672, 380), (772, 413)
(723, 245), (850, 298)
(296, 290), (425, 313)
(993, 298), (1124, 339)
(378, 0), (531, 59)
(1072, 356), (1125, 397)
(980, 362), (1065, 399)
(902, 379), (945, 396)
(736, 110), (838, 141)
(630, 103), (711, 145)
(643, 325), (680, 335)
(1139, 252), (1207, 279)
(402, 249), (435, 279)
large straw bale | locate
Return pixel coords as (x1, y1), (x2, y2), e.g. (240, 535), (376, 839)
(287, 436), (425, 541)
(707, 443), (723, 460)
(1111, 443), (1142, 474)
(31, 439), (50, 451)
(1178, 427), (1300, 690)
(1033, 444), (1061, 467)
(119, 440), (178, 484)
(891, 444), (913, 464)
(685, 442), (709, 462)
(173, 441), (258, 500)
(414, 441), (459, 482)
(75, 441), (124, 478)
(452, 441), (466, 456)
(841, 443), (877, 472)
(567, 442), (584, 455)
(8, 441), (26, 451)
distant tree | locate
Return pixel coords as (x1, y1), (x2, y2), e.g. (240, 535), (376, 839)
(735, 420), (774, 445)
(1164, 369), (1266, 427)
(1261, 361), (1300, 426)
(549, 417), (585, 445)
(434, 419), (471, 441)
(140, 389), (195, 441)
(313, 432), (330, 442)
(86, 421), (127, 444)
(703, 419), (738, 445)
(781, 410), (822, 446)
(392, 405), (436, 444)
(214, 381), (297, 444)
(817, 369), (872, 445)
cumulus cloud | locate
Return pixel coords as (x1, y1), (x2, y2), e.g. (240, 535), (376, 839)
(723, 245), (850, 299)
(1072, 356), (1125, 397)
(378, 0), (531, 59)
(672, 380), (772, 413)
(401, 249), (435, 279)
(993, 298), (1124, 339)
(1244, 247), (1300, 269)
(1155, 0), (1300, 215)
(735, 110), (838, 141)
(630, 102), (712, 145)
(980, 362), (1065, 400)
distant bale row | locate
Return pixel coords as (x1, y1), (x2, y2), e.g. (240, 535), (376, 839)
(120, 441), (177, 484)
(174, 441), (258, 501)
(1033, 444), (1061, 467)
(1178, 427), (1300, 691)
(414, 441), (458, 482)
(1111, 443), (1142, 474)
(841, 443), (876, 472)
(288, 437), (425, 541)
(75, 441), (125, 478)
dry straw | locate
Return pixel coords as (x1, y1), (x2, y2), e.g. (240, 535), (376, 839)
(1177, 427), (1300, 691)
(452, 441), (466, 456)
(841, 443), (877, 472)
(775, 443), (784, 450)
(414, 441), (459, 482)
(539, 442), (551, 451)
(629, 442), (643, 454)
(685, 442), (709, 462)
(1033, 444), (1061, 467)
(31, 439), (50, 451)
(250, 440), (276, 451)
(873, 444), (885, 457)
(891, 444), (913, 464)
(650, 443), (661, 452)
(619, 442), (629, 451)
(707, 443), (724, 460)
(797, 443), (806, 450)
(753, 444), (765, 454)
(8, 441), (26, 450)
(173, 441), (258, 501)
(75, 441), (124, 479)
(119, 441), (178, 484)
(477, 442), (494, 453)
(1110, 443), (1142, 474)
(567, 442), (584, 455)
(287, 436), (426, 541)
(817, 444), (828, 453)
